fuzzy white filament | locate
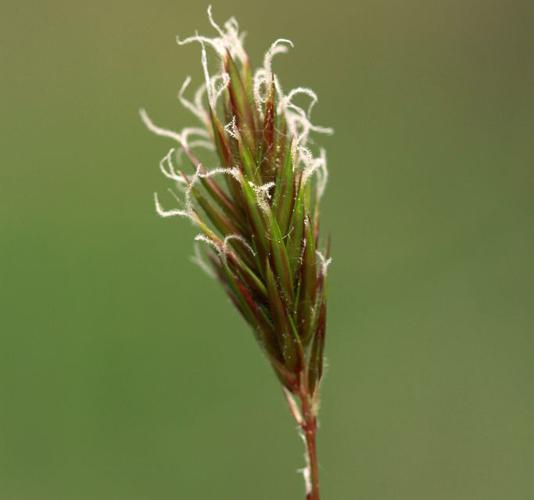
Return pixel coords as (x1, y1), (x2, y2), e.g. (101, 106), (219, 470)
(190, 35), (234, 111)
(316, 250), (332, 277)
(316, 148), (329, 199)
(140, 109), (187, 147)
(154, 164), (239, 225)
(224, 115), (239, 139)
(298, 147), (329, 199)
(194, 234), (221, 253)
(280, 87), (318, 118)
(252, 69), (269, 115)
(177, 33), (222, 54)
(263, 38), (293, 80)
(178, 6), (247, 65)
(249, 180), (275, 213)
(178, 76), (208, 123)
(285, 104), (334, 148)
(194, 233), (255, 266)
(200, 41), (215, 109)
(206, 4), (226, 38)
(213, 72), (230, 104)
(253, 39), (292, 116)
(185, 165), (239, 214)
(154, 192), (190, 219)
(207, 5), (247, 63)
(222, 234), (256, 257)
(159, 148), (184, 183)
(140, 109), (210, 152)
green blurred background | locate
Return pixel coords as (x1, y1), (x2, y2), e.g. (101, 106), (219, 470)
(1, 1), (532, 499)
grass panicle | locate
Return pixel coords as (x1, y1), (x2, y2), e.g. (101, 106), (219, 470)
(142, 7), (333, 499)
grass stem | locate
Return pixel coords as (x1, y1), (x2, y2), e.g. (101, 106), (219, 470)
(300, 389), (320, 500)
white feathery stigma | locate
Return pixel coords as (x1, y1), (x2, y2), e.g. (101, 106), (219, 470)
(249, 180), (275, 213)
(222, 234), (256, 257)
(178, 76), (207, 122)
(224, 115), (239, 139)
(316, 250), (332, 277)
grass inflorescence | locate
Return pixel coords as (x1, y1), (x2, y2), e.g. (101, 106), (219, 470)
(141, 7), (333, 499)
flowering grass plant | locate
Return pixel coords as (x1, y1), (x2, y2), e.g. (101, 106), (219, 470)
(141, 7), (333, 499)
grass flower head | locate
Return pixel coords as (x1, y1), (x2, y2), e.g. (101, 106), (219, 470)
(141, 8), (333, 499)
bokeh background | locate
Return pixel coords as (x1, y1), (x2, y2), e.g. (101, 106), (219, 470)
(1, 1), (532, 499)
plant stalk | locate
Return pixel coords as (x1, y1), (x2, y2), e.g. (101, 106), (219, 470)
(283, 382), (321, 499)
(303, 419), (320, 499)
(300, 397), (320, 499)
(298, 384), (320, 500)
